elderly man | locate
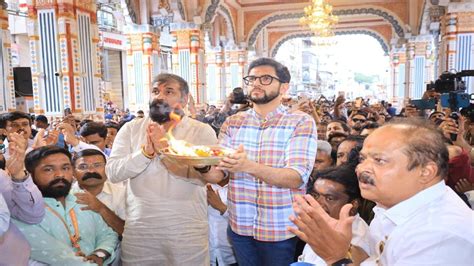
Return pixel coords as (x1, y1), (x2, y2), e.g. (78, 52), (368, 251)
(106, 73), (218, 265)
(289, 119), (474, 265)
(312, 140), (334, 177)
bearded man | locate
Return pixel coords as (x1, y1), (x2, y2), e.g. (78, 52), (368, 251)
(106, 73), (218, 265)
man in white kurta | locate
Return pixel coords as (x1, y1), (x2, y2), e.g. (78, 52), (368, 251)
(106, 73), (218, 265)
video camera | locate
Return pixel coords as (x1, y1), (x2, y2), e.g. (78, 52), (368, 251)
(229, 87), (249, 105)
(411, 70), (474, 111)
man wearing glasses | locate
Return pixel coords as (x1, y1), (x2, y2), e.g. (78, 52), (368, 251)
(348, 111), (368, 135)
(72, 149), (126, 236)
(201, 58), (318, 265)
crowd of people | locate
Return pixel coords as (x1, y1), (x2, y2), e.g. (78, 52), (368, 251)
(0, 57), (473, 266)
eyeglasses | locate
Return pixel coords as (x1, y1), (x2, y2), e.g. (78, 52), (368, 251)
(243, 75), (282, 86)
(352, 118), (366, 123)
(76, 162), (105, 171)
(7, 122), (30, 129)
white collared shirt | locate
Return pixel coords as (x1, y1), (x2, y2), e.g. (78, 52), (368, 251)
(363, 181), (474, 265)
(97, 180), (127, 220)
(208, 183), (237, 266)
(72, 180), (126, 219)
(298, 215), (369, 265)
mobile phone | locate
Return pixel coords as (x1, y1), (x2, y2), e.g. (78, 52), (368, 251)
(449, 113), (460, 141)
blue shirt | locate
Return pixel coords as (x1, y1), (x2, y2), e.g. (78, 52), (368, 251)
(13, 193), (119, 265)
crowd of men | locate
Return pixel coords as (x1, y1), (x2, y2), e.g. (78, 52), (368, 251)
(0, 57), (473, 266)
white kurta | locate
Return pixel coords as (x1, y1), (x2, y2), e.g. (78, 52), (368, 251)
(208, 183), (237, 266)
(106, 116), (218, 266)
(298, 215), (370, 265)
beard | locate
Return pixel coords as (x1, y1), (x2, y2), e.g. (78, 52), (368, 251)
(81, 172), (104, 181)
(149, 99), (184, 124)
(38, 178), (72, 199)
(249, 87), (280, 105)
(352, 123), (363, 131)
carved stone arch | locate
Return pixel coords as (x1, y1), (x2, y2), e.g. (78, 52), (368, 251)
(204, 0), (221, 24)
(270, 29), (390, 58)
(248, 6), (406, 47)
(215, 5), (237, 43)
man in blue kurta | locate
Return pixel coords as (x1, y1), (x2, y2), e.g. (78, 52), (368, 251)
(13, 146), (118, 265)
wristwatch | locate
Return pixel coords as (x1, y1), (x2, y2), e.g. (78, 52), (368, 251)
(331, 258), (353, 266)
(93, 250), (109, 261)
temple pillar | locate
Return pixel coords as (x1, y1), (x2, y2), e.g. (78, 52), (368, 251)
(224, 45), (247, 97)
(439, 2), (474, 92)
(170, 23), (206, 103)
(125, 27), (160, 112)
(27, 0), (102, 116)
(0, 0), (15, 112)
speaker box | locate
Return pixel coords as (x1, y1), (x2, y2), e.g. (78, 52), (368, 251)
(13, 67), (33, 97)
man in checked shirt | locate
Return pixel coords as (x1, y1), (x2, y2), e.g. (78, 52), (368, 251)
(200, 57), (317, 266)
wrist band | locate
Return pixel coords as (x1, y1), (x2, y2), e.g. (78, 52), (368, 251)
(141, 145), (156, 159)
(194, 165), (211, 173)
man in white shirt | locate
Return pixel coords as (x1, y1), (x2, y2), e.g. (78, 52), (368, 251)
(289, 119), (474, 265)
(72, 149), (126, 235)
(207, 178), (237, 266)
(106, 73), (219, 265)
(297, 164), (369, 265)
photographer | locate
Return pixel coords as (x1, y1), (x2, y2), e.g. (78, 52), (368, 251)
(211, 87), (251, 135)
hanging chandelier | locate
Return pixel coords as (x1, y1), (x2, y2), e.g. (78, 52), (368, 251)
(300, 0), (338, 38)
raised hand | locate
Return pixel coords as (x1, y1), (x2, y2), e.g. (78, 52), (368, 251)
(147, 122), (168, 154)
(288, 194), (354, 264)
(6, 132), (28, 179)
(32, 129), (60, 149)
(58, 122), (80, 146)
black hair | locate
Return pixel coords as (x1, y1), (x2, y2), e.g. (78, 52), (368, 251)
(328, 120), (351, 133)
(0, 155), (5, 170)
(352, 110), (368, 118)
(3, 111), (31, 124)
(80, 122), (108, 139)
(0, 113), (7, 129)
(79, 119), (93, 128)
(25, 146), (72, 177)
(72, 149), (106, 165)
(307, 164), (361, 202)
(342, 135), (366, 167)
(328, 131), (348, 143)
(35, 115), (48, 124)
(361, 122), (380, 131)
(137, 110), (144, 115)
(105, 122), (120, 131)
(152, 73), (189, 96)
(247, 58), (291, 83)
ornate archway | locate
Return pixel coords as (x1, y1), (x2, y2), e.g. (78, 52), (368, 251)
(270, 29), (390, 57)
(248, 7), (405, 47)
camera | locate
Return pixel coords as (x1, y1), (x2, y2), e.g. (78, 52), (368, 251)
(411, 70), (474, 111)
(229, 87), (249, 105)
